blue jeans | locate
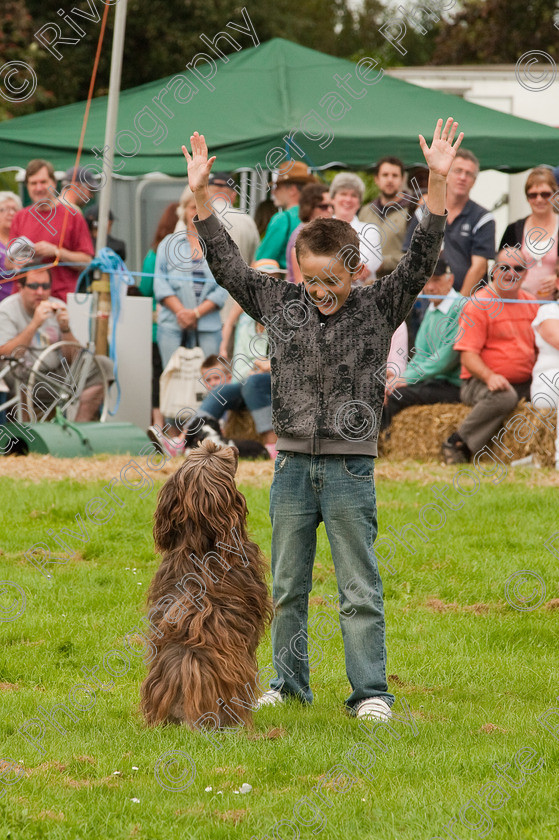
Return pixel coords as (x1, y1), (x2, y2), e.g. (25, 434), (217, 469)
(268, 452), (394, 710)
(198, 373), (272, 433)
(157, 326), (222, 370)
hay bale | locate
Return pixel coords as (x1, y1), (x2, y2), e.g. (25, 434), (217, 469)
(224, 401), (556, 465)
(380, 400), (556, 466)
(222, 409), (263, 442)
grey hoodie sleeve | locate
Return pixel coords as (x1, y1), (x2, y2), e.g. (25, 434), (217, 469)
(194, 212), (293, 323)
(371, 209), (447, 331)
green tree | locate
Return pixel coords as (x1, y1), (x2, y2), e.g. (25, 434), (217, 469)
(431, 0), (559, 64)
(14, 0), (365, 112)
(350, 0), (443, 67)
(0, 0), (53, 119)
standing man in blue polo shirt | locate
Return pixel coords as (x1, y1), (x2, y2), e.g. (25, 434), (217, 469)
(405, 149), (495, 297)
(444, 149), (495, 296)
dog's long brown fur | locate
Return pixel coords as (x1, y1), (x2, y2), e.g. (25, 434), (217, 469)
(141, 440), (273, 728)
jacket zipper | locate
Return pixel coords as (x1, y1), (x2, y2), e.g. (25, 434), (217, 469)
(314, 320), (325, 455)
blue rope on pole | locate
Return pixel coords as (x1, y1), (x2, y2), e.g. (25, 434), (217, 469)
(76, 248), (134, 415)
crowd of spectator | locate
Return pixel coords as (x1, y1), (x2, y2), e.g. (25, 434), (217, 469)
(0, 152), (558, 468)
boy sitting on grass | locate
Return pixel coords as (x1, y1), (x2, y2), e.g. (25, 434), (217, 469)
(183, 118), (462, 721)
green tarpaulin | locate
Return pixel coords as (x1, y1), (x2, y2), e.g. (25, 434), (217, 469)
(0, 38), (557, 174)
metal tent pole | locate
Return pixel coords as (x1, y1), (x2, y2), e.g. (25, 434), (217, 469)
(93, 0), (128, 356)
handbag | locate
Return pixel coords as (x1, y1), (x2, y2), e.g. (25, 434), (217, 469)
(159, 329), (206, 419)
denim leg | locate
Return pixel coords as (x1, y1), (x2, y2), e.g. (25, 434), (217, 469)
(319, 455), (394, 710)
(197, 383), (245, 422)
(157, 327), (182, 370)
(182, 329), (222, 358)
(269, 453), (320, 703)
(241, 373), (272, 434)
(197, 330), (222, 358)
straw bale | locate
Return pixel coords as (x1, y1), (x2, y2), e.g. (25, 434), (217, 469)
(0, 452), (557, 486)
(380, 400), (556, 466)
(0, 452), (274, 485)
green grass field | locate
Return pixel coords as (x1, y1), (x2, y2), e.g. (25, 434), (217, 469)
(1, 460), (558, 840)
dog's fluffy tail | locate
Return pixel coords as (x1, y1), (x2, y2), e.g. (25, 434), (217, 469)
(140, 642), (256, 728)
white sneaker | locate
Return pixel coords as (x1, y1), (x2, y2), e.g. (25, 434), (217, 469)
(354, 698), (392, 721)
(256, 689), (284, 709)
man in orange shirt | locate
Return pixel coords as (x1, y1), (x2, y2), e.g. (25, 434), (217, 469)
(442, 249), (539, 463)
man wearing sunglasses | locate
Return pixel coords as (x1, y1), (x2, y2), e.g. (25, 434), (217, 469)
(0, 266), (112, 421)
(442, 250), (539, 464)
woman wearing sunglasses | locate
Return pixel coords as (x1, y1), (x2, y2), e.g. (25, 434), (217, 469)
(499, 167), (559, 300)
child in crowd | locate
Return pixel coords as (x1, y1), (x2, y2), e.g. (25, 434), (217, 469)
(182, 119), (462, 720)
(151, 344), (276, 458)
(149, 355), (231, 455)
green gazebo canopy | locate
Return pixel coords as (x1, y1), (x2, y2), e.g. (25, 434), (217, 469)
(0, 38), (557, 175)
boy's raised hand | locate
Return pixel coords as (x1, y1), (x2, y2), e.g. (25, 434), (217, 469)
(181, 132), (216, 193)
(419, 118), (464, 178)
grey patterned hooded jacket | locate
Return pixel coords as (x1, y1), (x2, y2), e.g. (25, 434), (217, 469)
(194, 209), (446, 456)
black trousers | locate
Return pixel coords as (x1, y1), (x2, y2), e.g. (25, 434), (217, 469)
(382, 379), (461, 430)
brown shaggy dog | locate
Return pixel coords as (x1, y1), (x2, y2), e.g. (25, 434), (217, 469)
(141, 440), (273, 728)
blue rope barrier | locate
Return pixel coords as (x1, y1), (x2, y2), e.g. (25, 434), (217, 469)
(76, 248), (135, 415)
(415, 293), (553, 305)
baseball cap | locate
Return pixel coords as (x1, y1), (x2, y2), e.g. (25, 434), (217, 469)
(84, 205), (115, 224)
(208, 171), (234, 187)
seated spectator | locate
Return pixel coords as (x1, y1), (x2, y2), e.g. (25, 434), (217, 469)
(255, 161), (317, 269)
(84, 205), (126, 261)
(8, 159), (94, 301)
(140, 202), (179, 428)
(442, 249), (539, 464)
(150, 348), (276, 458)
(359, 156), (411, 278)
(531, 301), (559, 469)
(382, 254), (463, 430)
(286, 184), (334, 284)
(0, 191), (22, 301)
(499, 167), (559, 300)
(329, 172), (382, 284)
(0, 266), (112, 421)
